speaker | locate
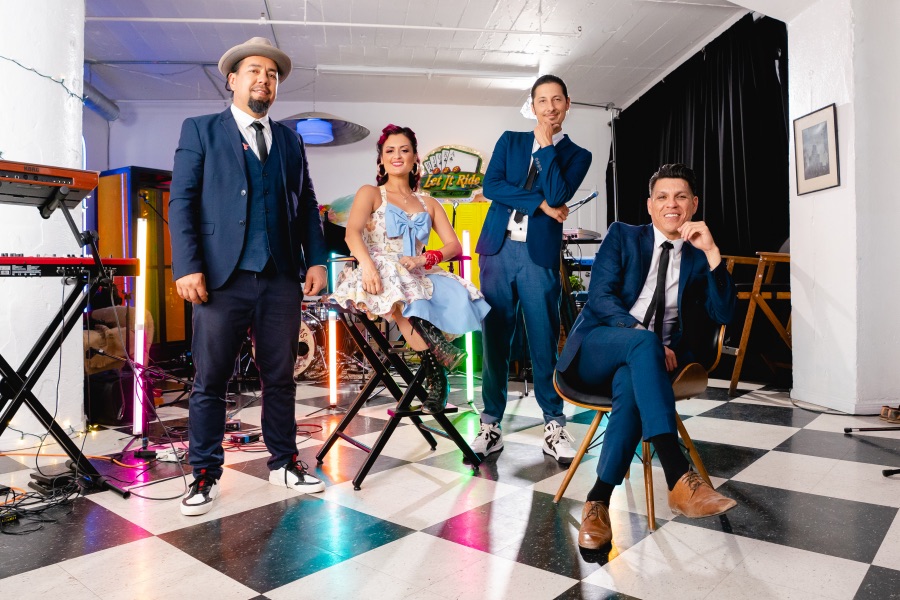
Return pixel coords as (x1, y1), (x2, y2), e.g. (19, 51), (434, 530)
(84, 370), (134, 427)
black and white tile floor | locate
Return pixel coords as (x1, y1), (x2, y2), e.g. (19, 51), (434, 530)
(1, 377), (898, 599)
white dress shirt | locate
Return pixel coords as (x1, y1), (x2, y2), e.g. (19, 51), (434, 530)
(506, 130), (566, 241)
(628, 227), (684, 345)
(230, 104), (271, 162)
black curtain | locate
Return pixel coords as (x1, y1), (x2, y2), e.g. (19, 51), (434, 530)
(606, 15), (789, 256)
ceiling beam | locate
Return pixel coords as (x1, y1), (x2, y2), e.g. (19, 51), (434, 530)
(84, 16), (582, 38)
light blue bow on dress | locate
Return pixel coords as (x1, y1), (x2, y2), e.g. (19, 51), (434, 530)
(385, 203), (432, 257)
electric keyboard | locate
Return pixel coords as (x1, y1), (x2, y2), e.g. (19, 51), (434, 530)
(0, 256), (139, 278)
(0, 160), (99, 209)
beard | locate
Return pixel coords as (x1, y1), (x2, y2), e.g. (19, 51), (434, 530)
(247, 98), (271, 115)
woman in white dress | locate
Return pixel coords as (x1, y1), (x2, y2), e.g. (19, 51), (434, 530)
(329, 124), (490, 413)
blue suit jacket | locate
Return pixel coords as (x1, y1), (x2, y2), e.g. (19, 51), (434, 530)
(558, 222), (736, 372)
(169, 108), (328, 290)
(476, 130), (592, 269)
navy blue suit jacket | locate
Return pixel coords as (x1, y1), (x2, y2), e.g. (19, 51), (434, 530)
(476, 130), (592, 269)
(558, 222), (736, 372)
(169, 108), (328, 290)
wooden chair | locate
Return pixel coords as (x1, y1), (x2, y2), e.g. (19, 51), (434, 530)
(722, 252), (791, 395)
(551, 326), (724, 531)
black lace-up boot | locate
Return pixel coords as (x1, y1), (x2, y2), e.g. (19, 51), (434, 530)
(410, 317), (466, 371)
(417, 350), (449, 414)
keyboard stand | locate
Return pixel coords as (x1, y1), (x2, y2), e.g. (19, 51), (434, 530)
(0, 187), (130, 497)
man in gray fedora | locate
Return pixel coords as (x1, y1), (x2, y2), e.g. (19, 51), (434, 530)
(169, 37), (329, 515)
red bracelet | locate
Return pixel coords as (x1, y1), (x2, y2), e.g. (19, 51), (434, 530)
(423, 250), (443, 269)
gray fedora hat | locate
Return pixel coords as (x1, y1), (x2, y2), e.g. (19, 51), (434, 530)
(218, 37), (292, 81)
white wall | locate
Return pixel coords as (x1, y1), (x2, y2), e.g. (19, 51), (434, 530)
(0, 1), (86, 449)
(853, 0), (900, 405)
(85, 99), (612, 237)
(788, 0), (900, 413)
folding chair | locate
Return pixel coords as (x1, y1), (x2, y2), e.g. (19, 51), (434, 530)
(723, 252), (791, 395)
(315, 259), (481, 489)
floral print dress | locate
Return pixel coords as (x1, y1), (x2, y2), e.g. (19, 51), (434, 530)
(328, 187), (489, 335)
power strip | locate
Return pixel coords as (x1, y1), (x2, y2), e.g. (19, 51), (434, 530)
(156, 448), (187, 463)
(229, 432), (260, 444)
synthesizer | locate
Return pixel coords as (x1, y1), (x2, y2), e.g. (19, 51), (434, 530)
(0, 256), (139, 278)
(0, 160), (99, 210)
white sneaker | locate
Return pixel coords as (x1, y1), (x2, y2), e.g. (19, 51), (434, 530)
(181, 471), (219, 516)
(269, 456), (325, 493)
(471, 422), (503, 457)
(543, 421), (576, 465)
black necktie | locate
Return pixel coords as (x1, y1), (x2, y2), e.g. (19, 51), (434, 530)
(251, 121), (268, 164)
(642, 241), (674, 341)
(514, 161), (538, 223)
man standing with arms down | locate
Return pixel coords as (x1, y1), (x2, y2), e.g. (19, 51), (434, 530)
(473, 75), (592, 464)
(169, 37), (329, 516)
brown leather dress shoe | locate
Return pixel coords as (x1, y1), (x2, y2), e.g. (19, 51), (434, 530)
(578, 501), (613, 549)
(668, 471), (737, 518)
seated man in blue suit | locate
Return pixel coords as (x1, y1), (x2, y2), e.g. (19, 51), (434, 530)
(557, 164), (739, 549)
(169, 37), (329, 516)
(473, 74), (592, 465)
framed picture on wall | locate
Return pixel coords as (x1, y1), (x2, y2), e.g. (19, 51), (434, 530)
(793, 103), (840, 195)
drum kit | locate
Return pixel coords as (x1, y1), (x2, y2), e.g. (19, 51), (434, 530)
(293, 297), (369, 383)
(294, 300), (330, 382)
(240, 299), (333, 383)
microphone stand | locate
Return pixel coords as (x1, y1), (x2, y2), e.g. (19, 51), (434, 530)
(448, 200), (460, 274)
(571, 101), (622, 222)
(566, 191), (600, 215)
(87, 348), (194, 402)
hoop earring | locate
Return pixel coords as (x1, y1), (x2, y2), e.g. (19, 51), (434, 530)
(411, 163), (419, 176)
(377, 163), (386, 179)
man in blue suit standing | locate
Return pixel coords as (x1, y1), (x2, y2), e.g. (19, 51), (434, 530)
(557, 164), (739, 549)
(169, 37), (329, 516)
(473, 75), (592, 464)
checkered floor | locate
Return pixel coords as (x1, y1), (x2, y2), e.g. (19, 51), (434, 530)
(1, 376), (898, 600)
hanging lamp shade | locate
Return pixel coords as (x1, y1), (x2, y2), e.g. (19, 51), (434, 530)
(280, 112), (370, 147)
(296, 119), (334, 144)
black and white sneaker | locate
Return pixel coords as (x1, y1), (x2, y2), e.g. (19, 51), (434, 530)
(181, 470), (219, 516)
(470, 422), (503, 458)
(269, 455), (325, 493)
(543, 421), (576, 465)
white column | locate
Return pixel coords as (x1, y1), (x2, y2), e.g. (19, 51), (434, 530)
(787, 0), (900, 412)
(0, 1), (87, 447)
(851, 0), (900, 409)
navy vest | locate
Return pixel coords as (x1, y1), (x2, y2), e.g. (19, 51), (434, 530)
(236, 135), (292, 273)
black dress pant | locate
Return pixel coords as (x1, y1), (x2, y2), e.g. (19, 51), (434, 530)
(188, 270), (301, 478)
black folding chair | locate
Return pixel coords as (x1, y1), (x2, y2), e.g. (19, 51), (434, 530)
(315, 259), (481, 489)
